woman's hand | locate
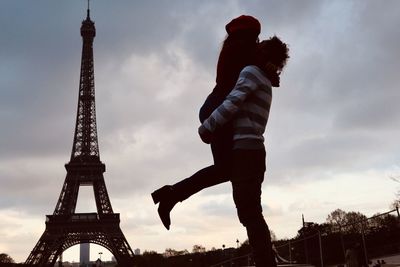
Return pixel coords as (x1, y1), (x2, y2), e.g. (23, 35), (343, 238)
(198, 126), (213, 144)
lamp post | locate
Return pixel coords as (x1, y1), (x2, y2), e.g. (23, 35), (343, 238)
(317, 230), (324, 267)
(98, 252), (103, 266)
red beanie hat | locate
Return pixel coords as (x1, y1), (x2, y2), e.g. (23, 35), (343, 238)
(225, 15), (261, 36)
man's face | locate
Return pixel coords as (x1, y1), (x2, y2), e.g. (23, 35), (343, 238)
(265, 62), (281, 76)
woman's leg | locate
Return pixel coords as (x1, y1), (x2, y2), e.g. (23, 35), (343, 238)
(172, 125), (233, 201)
(153, 124), (233, 229)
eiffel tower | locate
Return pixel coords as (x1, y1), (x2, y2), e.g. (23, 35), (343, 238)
(26, 6), (135, 266)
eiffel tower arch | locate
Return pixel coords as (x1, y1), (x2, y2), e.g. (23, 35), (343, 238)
(26, 6), (135, 266)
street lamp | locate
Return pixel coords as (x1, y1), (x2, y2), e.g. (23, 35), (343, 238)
(98, 252), (103, 260)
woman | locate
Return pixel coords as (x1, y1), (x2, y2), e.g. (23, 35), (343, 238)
(152, 15), (264, 230)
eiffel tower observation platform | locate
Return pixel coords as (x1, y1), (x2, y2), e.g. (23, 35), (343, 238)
(46, 212), (120, 223)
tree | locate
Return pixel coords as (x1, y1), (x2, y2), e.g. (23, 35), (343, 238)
(343, 211), (368, 234)
(369, 213), (399, 232)
(0, 253), (14, 263)
(164, 248), (189, 257)
(141, 250), (165, 266)
(298, 222), (332, 236)
(390, 176), (400, 209)
(391, 199), (400, 209)
(164, 248), (178, 257)
(326, 209), (368, 234)
(192, 244), (206, 254)
(326, 209), (347, 228)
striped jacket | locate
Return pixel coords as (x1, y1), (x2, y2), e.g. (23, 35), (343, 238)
(200, 65), (272, 146)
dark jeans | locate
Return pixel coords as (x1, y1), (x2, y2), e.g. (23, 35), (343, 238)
(172, 91), (233, 200)
(173, 124), (233, 201)
(231, 149), (276, 267)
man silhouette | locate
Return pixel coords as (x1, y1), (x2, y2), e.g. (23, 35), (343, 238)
(199, 36), (289, 266)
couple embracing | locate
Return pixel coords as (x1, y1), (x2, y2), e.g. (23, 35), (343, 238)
(152, 15), (289, 267)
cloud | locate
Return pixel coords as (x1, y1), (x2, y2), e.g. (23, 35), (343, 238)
(1, 0), (400, 262)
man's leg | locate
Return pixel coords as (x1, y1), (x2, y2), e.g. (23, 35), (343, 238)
(231, 149), (276, 267)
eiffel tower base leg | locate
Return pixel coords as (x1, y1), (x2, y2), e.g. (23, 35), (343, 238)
(26, 214), (135, 266)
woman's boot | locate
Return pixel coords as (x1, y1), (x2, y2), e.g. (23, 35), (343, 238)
(151, 185), (178, 230)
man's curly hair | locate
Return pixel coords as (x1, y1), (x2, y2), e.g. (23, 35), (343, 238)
(258, 36), (289, 70)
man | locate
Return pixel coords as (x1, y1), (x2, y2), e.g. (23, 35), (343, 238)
(199, 36), (289, 267)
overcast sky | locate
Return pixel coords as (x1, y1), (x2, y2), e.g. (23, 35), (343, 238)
(1, 0), (400, 263)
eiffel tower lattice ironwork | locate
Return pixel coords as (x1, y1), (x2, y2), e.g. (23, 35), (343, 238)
(26, 7), (135, 266)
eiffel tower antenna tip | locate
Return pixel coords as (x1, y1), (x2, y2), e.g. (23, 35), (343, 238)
(86, 0), (90, 19)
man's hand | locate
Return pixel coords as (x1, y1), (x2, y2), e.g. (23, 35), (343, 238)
(198, 126), (213, 144)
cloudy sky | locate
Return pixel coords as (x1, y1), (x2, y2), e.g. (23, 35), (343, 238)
(1, 0), (400, 263)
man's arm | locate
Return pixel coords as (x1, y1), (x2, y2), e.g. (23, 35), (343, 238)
(198, 66), (262, 140)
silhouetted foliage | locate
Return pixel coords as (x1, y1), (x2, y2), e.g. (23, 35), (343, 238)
(164, 248), (188, 257)
(286, 209), (400, 266)
(327, 209), (347, 226)
(0, 254), (14, 263)
(192, 245), (206, 254)
(391, 200), (400, 210)
(130, 208), (399, 267)
(326, 209), (368, 234)
(390, 176), (400, 209)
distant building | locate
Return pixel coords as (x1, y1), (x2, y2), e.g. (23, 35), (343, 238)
(134, 248), (141, 255)
(80, 243), (90, 267)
